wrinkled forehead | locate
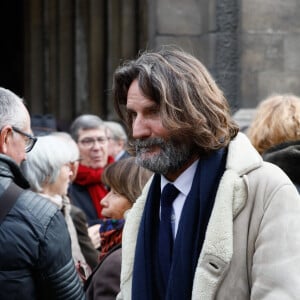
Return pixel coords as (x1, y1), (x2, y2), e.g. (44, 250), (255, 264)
(77, 127), (107, 139)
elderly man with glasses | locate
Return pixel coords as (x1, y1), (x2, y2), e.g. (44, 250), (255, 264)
(68, 114), (114, 250)
(0, 87), (85, 300)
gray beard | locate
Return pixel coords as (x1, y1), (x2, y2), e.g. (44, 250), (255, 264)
(132, 137), (193, 175)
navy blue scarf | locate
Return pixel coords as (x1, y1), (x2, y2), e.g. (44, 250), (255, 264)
(132, 148), (227, 300)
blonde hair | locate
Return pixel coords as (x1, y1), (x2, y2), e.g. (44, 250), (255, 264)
(247, 94), (300, 154)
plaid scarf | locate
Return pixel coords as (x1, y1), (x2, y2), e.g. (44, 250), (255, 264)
(99, 219), (125, 261)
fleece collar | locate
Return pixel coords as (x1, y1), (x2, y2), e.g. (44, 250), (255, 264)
(192, 132), (262, 299)
(226, 132), (262, 176)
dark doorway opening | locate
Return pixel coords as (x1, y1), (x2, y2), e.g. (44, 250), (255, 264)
(0, 1), (24, 97)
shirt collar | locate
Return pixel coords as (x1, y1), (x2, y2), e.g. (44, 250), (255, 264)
(161, 159), (199, 196)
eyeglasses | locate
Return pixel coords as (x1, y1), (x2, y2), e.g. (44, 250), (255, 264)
(78, 137), (108, 148)
(12, 126), (37, 153)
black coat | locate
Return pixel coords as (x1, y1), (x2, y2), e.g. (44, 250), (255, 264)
(262, 140), (300, 192)
(68, 183), (101, 226)
(0, 154), (85, 300)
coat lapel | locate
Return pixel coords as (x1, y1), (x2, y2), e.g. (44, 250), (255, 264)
(192, 169), (247, 299)
(192, 133), (262, 299)
(119, 177), (152, 298)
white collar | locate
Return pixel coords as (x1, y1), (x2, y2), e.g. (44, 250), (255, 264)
(161, 159), (199, 196)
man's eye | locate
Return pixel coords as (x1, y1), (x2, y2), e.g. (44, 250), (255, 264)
(128, 111), (137, 119)
(127, 112), (137, 126)
(148, 108), (159, 116)
(82, 139), (93, 144)
(96, 138), (106, 142)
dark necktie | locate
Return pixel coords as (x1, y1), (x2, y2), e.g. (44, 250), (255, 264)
(158, 183), (180, 287)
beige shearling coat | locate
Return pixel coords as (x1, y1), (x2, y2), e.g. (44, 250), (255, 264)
(118, 133), (300, 299)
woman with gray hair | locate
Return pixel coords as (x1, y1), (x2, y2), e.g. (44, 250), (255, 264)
(51, 131), (100, 270)
(22, 134), (91, 282)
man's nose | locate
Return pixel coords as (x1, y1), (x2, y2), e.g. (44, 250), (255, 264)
(100, 194), (110, 206)
(132, 116), (151, 139)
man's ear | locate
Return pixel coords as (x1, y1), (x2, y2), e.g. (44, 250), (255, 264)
(0, 125), (12, 154)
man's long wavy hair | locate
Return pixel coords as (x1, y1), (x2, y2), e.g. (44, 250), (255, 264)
(113, 47), (239, 156)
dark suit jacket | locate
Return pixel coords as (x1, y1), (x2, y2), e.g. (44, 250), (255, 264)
(68, 183), (102, 226)
(116, 150), (130, 161)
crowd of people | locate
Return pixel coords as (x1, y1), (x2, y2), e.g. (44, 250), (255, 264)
(0, 47), (300, 300)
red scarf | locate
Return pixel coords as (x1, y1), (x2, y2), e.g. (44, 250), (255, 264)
(74, 156), (114, 218)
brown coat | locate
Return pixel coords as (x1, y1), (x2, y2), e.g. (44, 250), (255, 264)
(70, 205), (99, 270)
(85, 244), (121, 300)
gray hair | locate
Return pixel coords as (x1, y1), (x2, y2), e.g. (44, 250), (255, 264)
(0, 87), (26, 129)
(69, 114), (105, 142)
(104, 121), (127, 141)
(50, 131), (79, 162)
(22, 134), (79, 193)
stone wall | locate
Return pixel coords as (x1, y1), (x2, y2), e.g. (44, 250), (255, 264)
(9, 0), (300, 123)
(240, 0), (300, 107)
(149, 0), (300, 110)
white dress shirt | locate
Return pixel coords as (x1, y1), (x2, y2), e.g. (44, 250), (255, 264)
(160, 159), (199, 238)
